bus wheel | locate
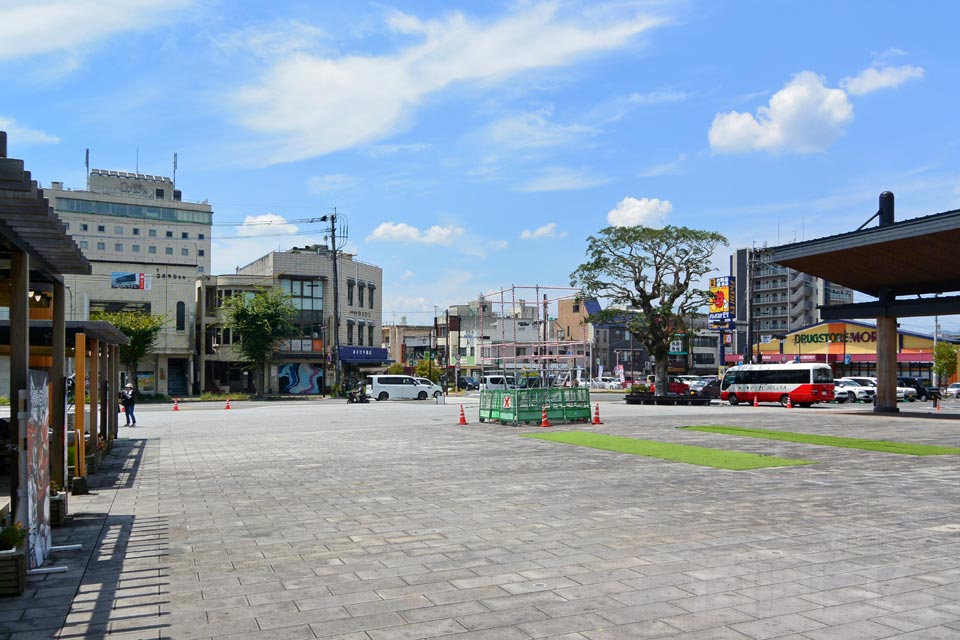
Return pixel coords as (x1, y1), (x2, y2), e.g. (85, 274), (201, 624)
(780, 394), (790, 407)
(728, 394), (739, 406)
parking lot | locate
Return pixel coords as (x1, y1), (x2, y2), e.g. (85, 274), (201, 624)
(19, 396), (960, 639)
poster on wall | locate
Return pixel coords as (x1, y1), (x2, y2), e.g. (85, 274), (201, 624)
(278, 363), (324, 394)
(25, 370), (51, 570)
(136, 372), (156, 393)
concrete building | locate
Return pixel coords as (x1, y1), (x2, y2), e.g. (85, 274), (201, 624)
(731, 247), (854, 361)
(46, 169), (212, 395)
(198, 244), (385, 395)
(382, 321), (433, 370)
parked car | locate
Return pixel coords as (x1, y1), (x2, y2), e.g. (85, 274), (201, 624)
(457, 376), (479, 390)
(834, 378), (875, 403)
(840, 376), (916, 402)
(691, 378), (720, 399)
(590, 376), (621, 389)
(646, 375), (690, 395)
(945, 382), (960, 398)
(479, 375), (516, 391)
(897, 376), (940, 401)
(366, 375), (439, 401)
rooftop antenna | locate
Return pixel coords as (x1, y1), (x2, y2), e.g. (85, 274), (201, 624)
(136, 147), (139, 174)
(173, 152), (178, 187)
(84, 148), (90, 187)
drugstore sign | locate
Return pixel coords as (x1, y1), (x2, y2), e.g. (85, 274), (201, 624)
(793, 330), (876, 344)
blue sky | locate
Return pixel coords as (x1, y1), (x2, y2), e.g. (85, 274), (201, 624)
(2, 1), (958, 333)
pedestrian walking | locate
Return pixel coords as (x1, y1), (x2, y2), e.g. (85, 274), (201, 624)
(120, 383), (137, 427)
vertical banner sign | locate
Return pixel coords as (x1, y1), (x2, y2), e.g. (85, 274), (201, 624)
(708, 276), (736, 326)
(26, 370), (51, 570)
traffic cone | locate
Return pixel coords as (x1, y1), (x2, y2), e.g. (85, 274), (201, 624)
(172, 399), (179, 412)
(224, 397), (231, 410)
(540, 406), (551, 428)
(458, 404), (467, 425)
(592, 403), (603, 425)
(120, 405), (125, 413)
(786, 396), (793, 409)
(753, 395), (758, 408)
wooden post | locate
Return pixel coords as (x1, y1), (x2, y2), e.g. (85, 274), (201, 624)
(88, 338), (99, 457)
(99, 339), (109, 446)
(51, 281), (66, 492)
(110, 345), (119, 440)
(75, 333), (86, 477)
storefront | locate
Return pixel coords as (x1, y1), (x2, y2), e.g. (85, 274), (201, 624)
(726, 320), (957, 383)
(339, 346), (393, 391)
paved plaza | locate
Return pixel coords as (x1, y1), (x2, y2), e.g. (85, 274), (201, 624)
(9, 397), (960, 639)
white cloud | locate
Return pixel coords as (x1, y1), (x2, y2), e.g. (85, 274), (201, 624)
(520, 222), (566, 239)
(487, 109), (595, 149)
(606, 196), (671, 227)
(490, 239), (509, 250)
(840, 65), (924, 96)
(627, 88), (687, 105)
(215, 20), (328, 61)
(520, 167), (611, 192)
(0, 117), (59, 144)
(306, 174), (359, 193)
(366, 222), (465, 246)
(230, 4), (666, 164)
(400, 270), (415, 280)
(0, 0), (194, 60)
(638, 153), (686, 177)
(709, 71), (853, 154)
(234, 213), (299, 237)
(365, 143), (430, 157)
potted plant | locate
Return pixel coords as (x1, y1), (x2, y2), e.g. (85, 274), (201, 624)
(0, 522), (27, 596)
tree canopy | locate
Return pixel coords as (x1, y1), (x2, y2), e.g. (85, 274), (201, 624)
(91, 310), (165, 392)
(933, 342), (958, 387)
(571, 224), (728, 395)
(223, 288), (299, 395)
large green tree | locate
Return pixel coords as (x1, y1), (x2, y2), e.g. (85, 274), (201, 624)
(223, 288), (298, 396)
(91, 310), (165, 393)
(933, 342), (958, 388)
(571, 225), (728, 396)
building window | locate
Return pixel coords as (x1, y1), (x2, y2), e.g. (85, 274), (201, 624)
(165, 247), (173, 255)
(357, 324), (364, 346)
(693, 353), (715, 365)
(79, 241), (88, 249)
(133, 228), (140, 235)
(97, 225), (105, 232)
(198, 233), (205, 240)
(149, 229), (157, 237)
(165, 230), (173, 238)
(368, 286), (375, 309)
(181, 248), (189, 256)
(176, 301), (185, 331)
(281, 278), (323, 311)
(64, 222), (70, 230)
(115, 243), (123, 251)
(347, 322), (354, 346)
(96, 242), (105, 250)
(148, 246), (157, 254)
(155, 188), (165, 199)
(181, 232), (188, 239)
(132, 244), (140, 252)
(198, 249), (205, 256)
(115, 226), (123, 234)
(358, 284), (365, 307)
(347, 281), (354, 306)
(369, 325), (375, 347)
(81, 224), (88, 231)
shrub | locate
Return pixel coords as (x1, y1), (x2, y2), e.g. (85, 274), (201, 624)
(0, 522), (26, 550)
(628, 384), (649, 394)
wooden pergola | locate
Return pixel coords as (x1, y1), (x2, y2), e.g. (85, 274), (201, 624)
(0, 132), (129, 534)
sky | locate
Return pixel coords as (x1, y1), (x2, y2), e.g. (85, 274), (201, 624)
(2, 0), (959, 334)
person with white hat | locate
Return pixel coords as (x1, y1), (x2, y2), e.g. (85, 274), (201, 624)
(120, 382), (137, 427)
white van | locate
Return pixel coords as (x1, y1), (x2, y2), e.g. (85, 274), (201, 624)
(479, 375), (516, 391)
(365, 375), (437, 401)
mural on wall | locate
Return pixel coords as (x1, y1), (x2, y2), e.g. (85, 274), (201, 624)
(278, 363), (323, 394)
(25, 370), (51, 570)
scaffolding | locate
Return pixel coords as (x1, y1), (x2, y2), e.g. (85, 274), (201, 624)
(477, 285), (592, 387)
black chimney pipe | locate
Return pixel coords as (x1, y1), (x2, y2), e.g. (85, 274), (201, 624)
(879, 191), (894, 227)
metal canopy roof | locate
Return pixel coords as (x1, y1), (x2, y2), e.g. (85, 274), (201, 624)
(0, 136), (91, 280)
(0, 320), (130, 347)
(769, 208), (960, 298)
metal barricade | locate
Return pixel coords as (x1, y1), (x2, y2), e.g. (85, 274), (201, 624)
(478, 388), (592, 425)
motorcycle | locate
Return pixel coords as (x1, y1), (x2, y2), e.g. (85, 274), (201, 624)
(346, 387), (369, 404)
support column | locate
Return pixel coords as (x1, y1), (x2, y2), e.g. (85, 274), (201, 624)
(51, 281), (66, 492)
(8, 250), (28, 518)
(88, 338), (99, 455)
(875, 305), (899, 414)
(75, 334), (86, 478)
(110, 345), (119, 440)
(99, 340), (109, 445)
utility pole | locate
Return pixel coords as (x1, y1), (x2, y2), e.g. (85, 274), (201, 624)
(321, 210), (341, 393)
(746, 248), (755, 364)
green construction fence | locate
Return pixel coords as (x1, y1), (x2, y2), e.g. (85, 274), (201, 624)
(479, 388), (592, 425)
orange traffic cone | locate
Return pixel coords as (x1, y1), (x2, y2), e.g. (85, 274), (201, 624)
(540, 406), (551, 428)
(172, 399), (179, 412)
(224, 397), (231, 410)
(753, 395), (758, 408)
(120, 405), (125, 413)
(458, 404), (468, 425)
(592, 403), (603, 425)
(786, 396), (793, 409)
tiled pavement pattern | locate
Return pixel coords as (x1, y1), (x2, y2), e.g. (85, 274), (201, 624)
(7, 399), (960, 639)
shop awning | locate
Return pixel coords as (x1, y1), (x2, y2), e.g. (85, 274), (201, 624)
(339, 346), (393, 364)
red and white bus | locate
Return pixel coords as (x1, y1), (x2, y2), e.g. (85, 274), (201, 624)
(720, 363), (834, 407)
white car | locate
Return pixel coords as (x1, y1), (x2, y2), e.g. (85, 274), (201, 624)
(944, 382), (960, 399)
(834, 379), (875, 403)
(840, 376), (916, 402)
(591, 376), (622, 389)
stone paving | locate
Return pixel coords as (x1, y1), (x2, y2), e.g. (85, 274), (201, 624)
(6, 398), (960, 639)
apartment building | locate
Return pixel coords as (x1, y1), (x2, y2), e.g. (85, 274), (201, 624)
(47, 169), (212, 395)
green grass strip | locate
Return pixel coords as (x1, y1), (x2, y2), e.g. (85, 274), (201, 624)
(522, 430), (813, 470)
(681, 426), (960, 456)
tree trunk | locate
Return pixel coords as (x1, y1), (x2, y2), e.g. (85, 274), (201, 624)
(654, 358), (670, 397)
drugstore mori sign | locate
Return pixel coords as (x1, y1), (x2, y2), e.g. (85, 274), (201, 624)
(793, 330), (877, 345)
